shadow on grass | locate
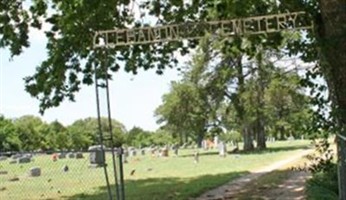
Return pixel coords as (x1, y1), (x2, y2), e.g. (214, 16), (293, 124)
(180, 143), (311, 158)
(64, 171), (247, 200)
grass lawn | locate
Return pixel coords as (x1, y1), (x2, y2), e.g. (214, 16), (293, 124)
(0, 140), (311, 200)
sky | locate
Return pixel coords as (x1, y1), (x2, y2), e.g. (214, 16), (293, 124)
(0, 27), (185, 131)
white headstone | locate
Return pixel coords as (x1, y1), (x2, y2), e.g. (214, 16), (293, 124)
(218, 141), (227, 157)
(214, 136), (219, 149)
(194, 151), (199, 164)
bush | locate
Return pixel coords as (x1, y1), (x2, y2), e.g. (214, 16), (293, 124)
(306, 163), (338, 200)
(305, 139), (339, 200)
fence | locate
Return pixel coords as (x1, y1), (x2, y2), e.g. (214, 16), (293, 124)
(0, 149), (122, 200)
(337, 133), (346, 199)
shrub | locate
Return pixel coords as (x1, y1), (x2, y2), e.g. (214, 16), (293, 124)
(305, 139), (339, 200)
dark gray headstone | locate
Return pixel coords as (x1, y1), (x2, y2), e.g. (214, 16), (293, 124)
(0, 156), (7, 161)
(8, 177), (19, 182)
(129, 149), (137, 157)
(67, 153), (76, 158)
(11, 154), (22, 159)
(140, 148), (145, 156)
(76, 152), (84, 159)
(18, 156), (31, 163)
(89, 146), (105, 166)
(29, 167), (41, 177)
(173, 148), (178, 156)
(58, 153), (66, 159)
(0, 170), (8, 175)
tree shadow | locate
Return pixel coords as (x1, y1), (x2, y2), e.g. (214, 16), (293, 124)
(180, 143), (311, 158)
(235, 169), (311, 200)
(63, 171), (247, 200)
(236, 144), (312, 155)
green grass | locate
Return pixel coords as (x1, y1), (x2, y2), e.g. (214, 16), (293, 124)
(0, 140), (311, 200)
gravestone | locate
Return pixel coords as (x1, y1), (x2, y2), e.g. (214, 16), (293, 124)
(181, 143), (187, 149)
(173, 148), (178, 156)
(202, 140), (208, 150)
(218, 142), (227, 157)
(63, 165), (69, 172)
(24, 153), (33, 159)
(88, 145), (105, 167)
(11, 154), (22, 159)
(8, 177), (19, 182)
(288, 135), (295, 141)
(214, 136), (219, 149)
(150, 147), (157, 155)
(140, 148), (145, 156)
(0, 156), (7, 161)
(18, 156), (31, 163)
(76, 152), (84, 159)
(129, 149), (137, 157)
(67, 152), (76, 158)
(29, 167), (41, 177)
(9, 159), (17, 164)
(52, 153), (58, 161)
(172, 144), (179, 156)
(0, 170), (8, 175)
(58, 153), (66, 159)
(194, 151), (199, 164)
(161, 147), (169, 157)
(122, 149), (128, 163)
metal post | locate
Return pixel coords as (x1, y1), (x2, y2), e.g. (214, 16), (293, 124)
(337, 133), (346, 200)
(103, 50), (121, 200)
(117, 147), (125, 200)
(94, 63), (113, 200)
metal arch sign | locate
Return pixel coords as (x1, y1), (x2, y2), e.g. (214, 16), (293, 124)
(93, 11), (313, 48)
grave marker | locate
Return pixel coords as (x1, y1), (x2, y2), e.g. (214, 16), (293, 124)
(29, 167), (41, 177)
(0, 156), (7, 161)
(18, 156), (31, 163)
(218, 141), (227, 157)
(88, 145), (105, 167)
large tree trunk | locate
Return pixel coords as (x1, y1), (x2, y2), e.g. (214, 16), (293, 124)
(319, 1), (346, 199)
(256, 118), (266, 149)
(279, 126), (285, 141)
(179, 131), (183, 146)
(234, 56), (254, 151)
(243, 125), (254, 151)
(256, 53), (267, 149)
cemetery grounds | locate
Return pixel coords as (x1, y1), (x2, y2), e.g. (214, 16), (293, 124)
(0, 140), (312, 200)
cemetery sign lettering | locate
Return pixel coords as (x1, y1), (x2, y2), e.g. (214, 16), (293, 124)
(93, 12), (312, 48)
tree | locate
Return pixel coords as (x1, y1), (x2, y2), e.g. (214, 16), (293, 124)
(44, 120), (69, 150)
(13, 115), (46, 151)
(2, 0), (346, 196)
(155, 81), (208, 146)
(67, 117), (126, 148)
(126, 126), (152, 147)
(265, 69), (312, 140)
(316, 2), (346, 197)
(0, 115), (21, 151)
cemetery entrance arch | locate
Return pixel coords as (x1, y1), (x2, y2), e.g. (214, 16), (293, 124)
(92, 11), (314, 200)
